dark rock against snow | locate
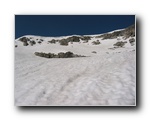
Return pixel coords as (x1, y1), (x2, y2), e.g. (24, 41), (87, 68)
(67, 36), (80, 42)
(64, 51), (74, 58)
(123, 24), (135, 39)
(113, 41), (127, 47)
(129, 38), (135, 43)
(59, 36), (81, 46)
(95, 24), (135, 40)
(23, 41), (29, 46)
(59, 39), (69, 46)
(102, 31), (123, 40)
(30, 40), (36, 46)
(48, 39), (56, 44)
(92, 51), (97, 54)
(34, 51), (86, 58)
(19, 37), (30, 46)
(129, 38), (135, 46)
(80, 36), (91, 41)
(92, 40), (101, 45)
(38, 41), (42, 44)
(18, 37), (37, 46)
(40, 39), (44, 42)
(19, 37), (29, 42)
(58, 52), (65, 58)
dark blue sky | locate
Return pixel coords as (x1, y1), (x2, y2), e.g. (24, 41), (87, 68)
(15, 15), (135, 39)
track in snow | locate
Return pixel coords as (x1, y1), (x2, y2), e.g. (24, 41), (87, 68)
(15, 51), (135, 106)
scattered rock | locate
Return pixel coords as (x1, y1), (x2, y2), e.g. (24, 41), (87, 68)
(19, 37), (29, 42)
(38, 41), (42, 44)
(96, 24), (135, 40)
(129, 38), (135, 43)
(59, 36), (81, 46)
(48, 39), (56, 44)
(80, 36), (91, 41)
(129, 38), (135, 46)
(113, 41), (127, 47)
(92, 40), (101, 45)
(103, 31), (122, 39)
(67, 36), (80, 42)
(123, 24), (135, 39)
(30, 40), (36, 46)
(19, 37), (30, 46)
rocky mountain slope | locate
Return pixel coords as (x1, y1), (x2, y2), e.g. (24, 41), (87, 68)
(15, 24), (136, 106)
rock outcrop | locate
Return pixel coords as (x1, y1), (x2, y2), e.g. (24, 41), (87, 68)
(96, 24), (135, 40)
(34, 51), (86, 58)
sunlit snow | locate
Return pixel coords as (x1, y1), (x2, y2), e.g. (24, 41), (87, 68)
(15, 31), (136, 106)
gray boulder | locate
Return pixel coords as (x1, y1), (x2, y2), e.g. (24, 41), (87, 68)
(19, 37), (30, 46)
(48, 39), (56, 44)
(59, 39), (68, 46)
(92, 40), (101, 45)
(129, 38), (135, 46)
(113, 41), (127, 47)
(38, 41), (42, 44)
(30, 40), (36, 46)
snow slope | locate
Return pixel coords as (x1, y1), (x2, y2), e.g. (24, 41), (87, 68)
(15, 30), (136, 106)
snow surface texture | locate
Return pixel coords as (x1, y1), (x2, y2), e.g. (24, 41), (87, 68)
(15, 32), (136, 106)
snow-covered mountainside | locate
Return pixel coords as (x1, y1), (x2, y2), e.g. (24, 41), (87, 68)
(15, 24), (136, 106)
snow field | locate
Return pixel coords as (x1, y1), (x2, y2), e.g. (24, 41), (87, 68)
(15, 34), (136, 106)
